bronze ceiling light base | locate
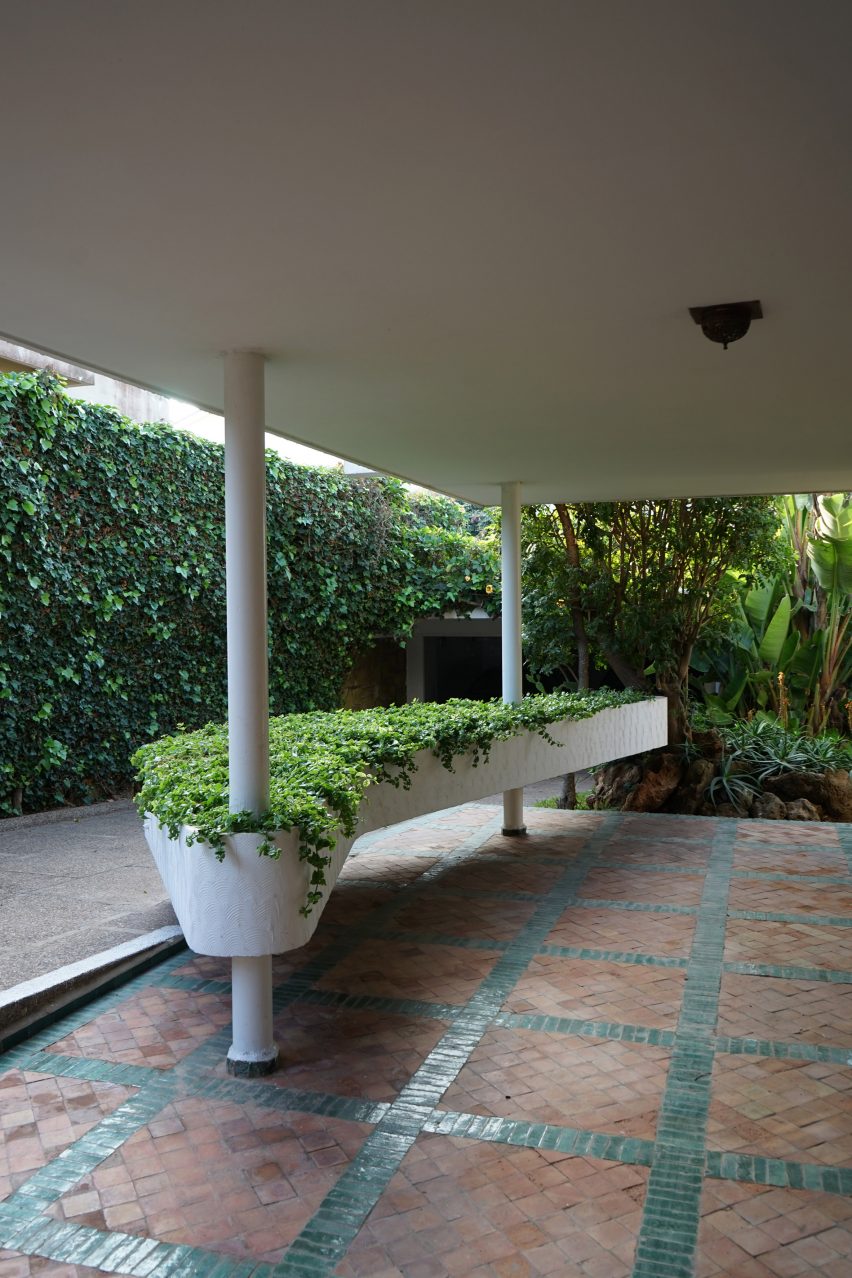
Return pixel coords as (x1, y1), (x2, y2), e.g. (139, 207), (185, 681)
(689, 299), (763, 350)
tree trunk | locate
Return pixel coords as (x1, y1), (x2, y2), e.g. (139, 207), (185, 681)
(557, 772), (576, 810)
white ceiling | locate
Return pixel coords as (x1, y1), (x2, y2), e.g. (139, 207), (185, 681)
(2, 1), (851, 503)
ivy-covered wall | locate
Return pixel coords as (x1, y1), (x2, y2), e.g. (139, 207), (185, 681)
(1, 373), (499, 814)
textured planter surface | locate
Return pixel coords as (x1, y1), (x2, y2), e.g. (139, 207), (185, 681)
(145, 697), (667, 956)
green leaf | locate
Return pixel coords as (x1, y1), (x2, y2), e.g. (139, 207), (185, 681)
(757, 595), (791, 665)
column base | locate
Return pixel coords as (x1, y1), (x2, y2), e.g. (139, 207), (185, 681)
(226, 1046), (279, 1077)
(501, 826), (528, 837)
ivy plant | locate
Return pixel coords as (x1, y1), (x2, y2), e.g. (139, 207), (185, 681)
(1, 372), (500, 814)
(133, 690), (647, 913)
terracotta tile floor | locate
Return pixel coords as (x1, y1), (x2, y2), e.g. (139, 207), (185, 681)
(707, 1054), (852, 1166)
(47, 1097), (371, 1264)
(734, 821), (842, 849)
(316, 937), (502, 1005)
(728, 878), (852, 916)
(44, 987), (231, 1069)
(388, 892), (536, 944)
(505, 954), (686, 1027)
(259, 1002), (449, 1102)
(602, 837), (712, 868)
(579, 867), (705, 907)
(724, 919), (852, 969)
(2, 804), (852, 1278)
(716, 973), (852, 1048)
(732, 843), (848, 877)
(698, 1179), (852, 1276)
(545, 905), (695, 957)
(439, 1028), (670, 1137)
(334, 1137), (649, 1278)
(0, 1072), (136, 1201)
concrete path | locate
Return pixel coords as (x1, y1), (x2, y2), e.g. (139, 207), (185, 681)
(2, 805), (852, 1277)
(0, 803), (175, 993)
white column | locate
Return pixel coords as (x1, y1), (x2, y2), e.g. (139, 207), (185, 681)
(501, 481), (526, 835)
(223, 350), (278, 1076)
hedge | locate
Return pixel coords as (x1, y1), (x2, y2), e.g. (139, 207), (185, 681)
(0, 372), (499, 814)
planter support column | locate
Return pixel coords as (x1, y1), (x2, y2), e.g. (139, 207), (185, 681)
(501, 480), (526, 836)
(224, 350), (278, 1076)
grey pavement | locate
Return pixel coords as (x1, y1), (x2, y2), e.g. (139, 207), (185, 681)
(0, 801), (176, 992)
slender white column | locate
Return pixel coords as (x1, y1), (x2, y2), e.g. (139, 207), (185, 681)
(223, 351), (278, 1075)
(501, 481), (526, 836)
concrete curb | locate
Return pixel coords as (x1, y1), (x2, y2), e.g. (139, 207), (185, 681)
(0, 926), (185, 1053)
(0, 797), (136, 832)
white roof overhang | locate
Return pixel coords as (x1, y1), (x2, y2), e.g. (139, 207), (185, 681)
(2, 1), (851, 504)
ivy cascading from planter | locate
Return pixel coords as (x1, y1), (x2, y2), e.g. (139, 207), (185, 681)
(135, 692), (667, 956)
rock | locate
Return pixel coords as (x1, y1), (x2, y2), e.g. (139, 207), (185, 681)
(784, 797), (823, 822)
(751, 791), (787, 821)
(623, 751), (684, 812)
(589, 761), (642, 810)
(666, 758), (716, 815)
(689, 728), (726, 762)
(764, 770), (852, 822)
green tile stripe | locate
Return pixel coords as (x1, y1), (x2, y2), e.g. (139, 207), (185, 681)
(715, 1035), (852, 1065)
(190, 1074), (390, 1126)
(424, 1108), (656, 1166)
(158, 974), (233, 995)
(704, 1151), (852, 1196)
(731, 869), (852, 885)
(576, 898), (698, 915)
(724, 959), (852, 982)
(17, 1050), (161, 1089)
(728, 908), (852, 926)
(631, 819), (737, 1278)
(537, 943), (688, 970)
(271, 811), (625, 1277)
(0, 1204), (255, 1278)
(494, 1011), (675, 1047)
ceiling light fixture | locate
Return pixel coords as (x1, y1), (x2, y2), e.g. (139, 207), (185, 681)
(689, 299), (763, 350)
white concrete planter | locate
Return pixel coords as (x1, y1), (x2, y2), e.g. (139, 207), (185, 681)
(145, 697), (667, 957)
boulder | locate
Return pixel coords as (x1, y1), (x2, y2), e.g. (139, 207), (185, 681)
(784, 797), (823, 822)
(622, 751), (684, 812)
(764, 770), (852, 822)
(751, 791), (787, 821)
(666, 758), (716, 814)
(589, 760), (642, 810)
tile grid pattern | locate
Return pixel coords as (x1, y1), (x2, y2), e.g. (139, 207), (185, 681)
(631, 818), (736, 1278)
(0, 809), (851, 1276)
(272, 811), (625, 1276)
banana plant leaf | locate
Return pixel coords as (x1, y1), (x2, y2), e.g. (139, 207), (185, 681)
(808, 538), (852, 596)
(758, 595), (792, 664)
(744, 580), (776, 636)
